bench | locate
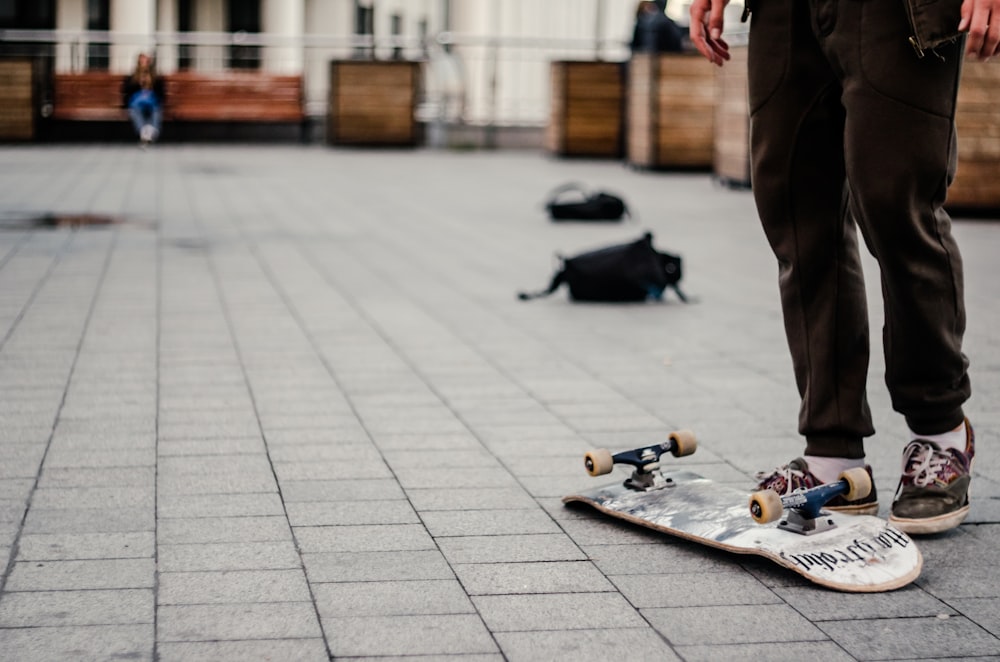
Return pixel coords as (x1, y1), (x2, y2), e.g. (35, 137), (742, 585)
(50, 70), (304, 135)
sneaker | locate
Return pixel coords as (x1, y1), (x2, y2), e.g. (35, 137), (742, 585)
(755, 458), (879, 515)
(889, 420), (975, 534)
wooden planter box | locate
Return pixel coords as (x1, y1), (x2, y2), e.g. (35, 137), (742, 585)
(713, 46), (750, 187)
(0, 59), (36, 141)
(626, 52), (715, 169)
(328, 60), (421, 147)
(948, 59), (1000, 209)
(545, 60), (624, 158)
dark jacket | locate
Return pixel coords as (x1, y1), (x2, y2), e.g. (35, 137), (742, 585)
(630, 12), (684, 53)
(121, 75), (166, 108)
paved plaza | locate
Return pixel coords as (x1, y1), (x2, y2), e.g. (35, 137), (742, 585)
(0, 144), (998, 661)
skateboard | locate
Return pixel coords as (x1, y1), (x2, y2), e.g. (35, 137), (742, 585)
(563, 431), (923, 592)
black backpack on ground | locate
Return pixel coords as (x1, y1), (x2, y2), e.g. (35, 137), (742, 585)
(518, 232), (687, 303)
(545, 182), (630, 222)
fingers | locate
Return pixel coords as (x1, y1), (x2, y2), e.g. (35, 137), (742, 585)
(962, 0), (1000, 59)
(689, 0), (732, 65)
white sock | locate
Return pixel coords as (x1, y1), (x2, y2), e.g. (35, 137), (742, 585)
(802, 455), (866, 484)
(909, 421), (967, 453)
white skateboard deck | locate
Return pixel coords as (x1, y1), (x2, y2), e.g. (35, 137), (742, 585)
(564, 470), (922, 592)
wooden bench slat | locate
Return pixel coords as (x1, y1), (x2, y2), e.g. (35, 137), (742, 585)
(53, 71), (304, 125)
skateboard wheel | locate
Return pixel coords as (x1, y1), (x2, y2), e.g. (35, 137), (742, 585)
(668, 429), (697, 457)
(839, 467), (872, 502)
(749, 489), (783, 524)
(584, 449), (614, 476)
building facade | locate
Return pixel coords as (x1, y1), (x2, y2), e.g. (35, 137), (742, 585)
(0, 1), (730, 129)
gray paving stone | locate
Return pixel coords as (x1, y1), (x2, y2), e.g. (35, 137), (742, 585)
(303, 550), (455, 583)
(581, 542), (734, 575)
(29, 486), (154, 510)
(40, 448), (155, 469)
(157, 455), (274, 476)
(0, 478), (34, 499)
(407, 486), (539, 511)
(156, 472), (278, 495)
(473, 593), (647, 631)
(157, 493), (285, 518)
(16, 531), (154, 561)
(265, 441), (384, 463)
(156, 638), (328, 662)
(263, 427), (369, 446)
(773, 584), (955, 621)
(676, 641), (855, 662)
(157, 438), (264, 456)
(420, 508), (562, 537)
(5, 558), (154, 591)
(949, 597), (1000, 637)
(158, 541), (301, 572)
(272, 459), (392, 481)
(381, 448), (502, 470)
(313, 579), (474, 617)
(324, 614), (498, 657)
(0, 497), (26, 523)
(0, 624), (153, 662)
(158, 602), (322, 641)
(495, 628), (681, 662)
(819, 615), (1000, 660)
(438, 532), (587, 564)
(278, 478), (405, 502)
(0, 589), (153, 627)
(372, 432), (486, 451)
(644, 604), (829, 646)
(454, 561), (615, 595)
(158, 569), (312, 604)
(284, 499), (419, 526)
(391, 466), (522, 489)
(36, 466), (155, 488)
(157, 516), (292, 544)
(294, 524), (435, 554)
(610, 571), (782, 608)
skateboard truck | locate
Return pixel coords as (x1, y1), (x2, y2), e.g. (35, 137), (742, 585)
(583, 430), (697, 492)
(748, 468), (873, 536)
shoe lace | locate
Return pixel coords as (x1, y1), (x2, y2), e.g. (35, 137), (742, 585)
(755, 462), (809, 495)
(901, 441), (951, 488)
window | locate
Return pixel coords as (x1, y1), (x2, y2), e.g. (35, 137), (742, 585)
(178, 0), (193, 70)
(0, 0), (55, 29)
(87, 0), (110, 70)
(354, 2), (374, 59)
(390, 13), (402, 60)
(228, 0), (260, 69)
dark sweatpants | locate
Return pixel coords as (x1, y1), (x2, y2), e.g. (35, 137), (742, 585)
(746, 0), (971, 458)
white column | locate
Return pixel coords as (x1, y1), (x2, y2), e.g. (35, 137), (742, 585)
(262, 0), (305, 73)
(157, 0), (179, 74)
(110, 0), (156, 73)
(55, 0), (87, 72)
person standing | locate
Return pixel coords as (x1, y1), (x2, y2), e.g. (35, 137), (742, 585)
(687, 0), (998, 533)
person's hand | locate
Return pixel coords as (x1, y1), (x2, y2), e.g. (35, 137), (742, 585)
(960, 0), (1000, 59)
(690, 0), (732, 65)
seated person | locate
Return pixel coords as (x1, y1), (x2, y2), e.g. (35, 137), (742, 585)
(121, 53), (165, 145)
(631, 0), (684, 53)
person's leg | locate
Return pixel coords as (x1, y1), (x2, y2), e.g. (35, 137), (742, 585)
(127, 105), (145, 137)
(748, 0), (874, 462)
(149, 105), (163, 141)
(832, 1), (969, 436)
(828, 0), (972, 533)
